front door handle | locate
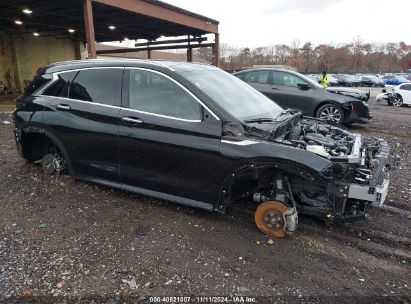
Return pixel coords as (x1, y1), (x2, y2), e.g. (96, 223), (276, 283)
(121, 116), (143, 124)
(56, 104), (71, 111)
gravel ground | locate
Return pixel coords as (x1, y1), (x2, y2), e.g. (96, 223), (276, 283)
(0, 98), (410, 303)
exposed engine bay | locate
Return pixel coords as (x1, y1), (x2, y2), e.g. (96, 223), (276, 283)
(285, 119), (355, 157)
(233, 113), (398, 235)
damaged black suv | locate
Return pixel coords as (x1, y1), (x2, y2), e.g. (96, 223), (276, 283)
(13, 60), (397, 237)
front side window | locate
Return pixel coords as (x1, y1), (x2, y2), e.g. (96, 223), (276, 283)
(69, 69), (122, 106)
(128, 69), (202, 121)
(243, 71), (269, 84)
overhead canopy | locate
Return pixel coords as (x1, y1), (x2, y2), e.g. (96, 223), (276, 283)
(0, 0), (219, 42)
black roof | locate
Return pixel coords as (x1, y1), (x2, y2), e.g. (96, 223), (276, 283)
(44, 59), (219, 74)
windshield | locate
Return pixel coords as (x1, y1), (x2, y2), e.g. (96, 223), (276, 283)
(180, 70), (283, 120)
(363, 75), (378, 81)
(396, 76), (410, 82)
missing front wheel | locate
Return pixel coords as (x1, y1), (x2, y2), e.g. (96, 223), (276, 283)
(41, 153), (66, 175)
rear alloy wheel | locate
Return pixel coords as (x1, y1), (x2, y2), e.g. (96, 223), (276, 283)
(254, 201), (288, 238)
(392, 96), (403, 107)
(316, 104), (344, 124)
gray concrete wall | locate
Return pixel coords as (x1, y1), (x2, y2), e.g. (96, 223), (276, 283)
(0, 31), (84, 92)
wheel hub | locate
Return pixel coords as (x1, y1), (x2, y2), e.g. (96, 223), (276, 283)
(393, 98), (402, 107)
(263, 210), (284, 229)
(320, 106), (341, 123)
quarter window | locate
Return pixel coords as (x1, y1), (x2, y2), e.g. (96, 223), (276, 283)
(128, 69), (202, 120)
(25, 75), (51, 96)
(43, 72), (74, 97)
(69, 69), (122, 106)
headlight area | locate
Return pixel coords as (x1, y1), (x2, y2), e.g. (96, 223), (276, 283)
(321, 139), (395, 222)
(344, 100), (368, 112)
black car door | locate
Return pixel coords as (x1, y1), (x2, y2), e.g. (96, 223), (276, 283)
(269, 71), (314, 115)
(41, 68), (123, 182)
(118, 68), (223, 207)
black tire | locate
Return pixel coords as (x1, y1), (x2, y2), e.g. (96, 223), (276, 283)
(316, 104), (344, 124)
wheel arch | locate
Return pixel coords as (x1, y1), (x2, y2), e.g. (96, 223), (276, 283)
(215, 158), (328, 213)
(20, 126), (73, 174)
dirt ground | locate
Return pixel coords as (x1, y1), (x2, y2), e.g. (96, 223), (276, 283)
(0, 95), (410, 303)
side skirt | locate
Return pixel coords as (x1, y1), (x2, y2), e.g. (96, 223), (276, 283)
(73, 175), (214, 212)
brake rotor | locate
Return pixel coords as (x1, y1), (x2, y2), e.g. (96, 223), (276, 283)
(254, 201), (288, 238)
(42, 154), (57, 174)
(41, 153), (66, 174)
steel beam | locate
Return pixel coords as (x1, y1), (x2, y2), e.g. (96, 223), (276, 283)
(83, 0), (96, 58)
(94, 0), (218, 33)
(213, 33), (220, 67)
(187, 48), (193, 62)
(96, 43), (215, 55)
(134, 37), (207, 47)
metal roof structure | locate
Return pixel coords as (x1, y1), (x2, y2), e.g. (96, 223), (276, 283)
(0, 0), (220, 65)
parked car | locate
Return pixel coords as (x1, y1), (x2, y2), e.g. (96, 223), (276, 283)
(384, 76), (411, 86)
(381, 74), (395, 81)
(233, 68), (371, 125)
(13, 59), (396, 238)
(327, 74), (340, 86)
(391, 83), (411, 106)
(360, 75), (384, 87)
(336, 75), (360, 87)
(376, 86), (395, 105)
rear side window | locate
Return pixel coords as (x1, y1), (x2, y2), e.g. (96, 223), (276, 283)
(69, 69), (123, 106)
(243, 71), (269, 84)
(272, 71), (307, 87)
(43, 72), (75, 97)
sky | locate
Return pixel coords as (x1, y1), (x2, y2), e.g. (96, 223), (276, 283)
(162, 0), (410, 48)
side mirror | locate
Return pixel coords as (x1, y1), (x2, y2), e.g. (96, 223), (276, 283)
(297, 83), (310, 90)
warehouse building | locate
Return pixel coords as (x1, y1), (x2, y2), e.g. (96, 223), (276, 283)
(0, 0), (219, 93)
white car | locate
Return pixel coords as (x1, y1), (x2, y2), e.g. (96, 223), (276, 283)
(392, 83), (411, 106)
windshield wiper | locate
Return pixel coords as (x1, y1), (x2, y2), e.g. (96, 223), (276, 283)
(274, 109), (300, 121)
(243, 118), (276, 124)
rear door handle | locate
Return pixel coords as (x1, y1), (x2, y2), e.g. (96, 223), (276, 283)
(56, 104), (71, 111)
(121, 116), (143, 124)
